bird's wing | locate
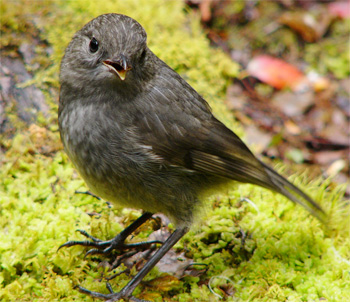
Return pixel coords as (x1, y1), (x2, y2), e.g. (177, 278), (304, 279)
(132, 69), (325, 221)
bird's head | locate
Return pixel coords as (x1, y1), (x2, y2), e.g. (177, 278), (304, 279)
(60, 14), (148, 88)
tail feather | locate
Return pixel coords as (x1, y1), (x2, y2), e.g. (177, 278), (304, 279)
(260, 161), (326, 222)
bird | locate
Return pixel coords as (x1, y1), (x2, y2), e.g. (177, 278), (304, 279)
(58, 13), (325, 302)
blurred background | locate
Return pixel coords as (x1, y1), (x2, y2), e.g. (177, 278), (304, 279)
(187, 0), (349, 196)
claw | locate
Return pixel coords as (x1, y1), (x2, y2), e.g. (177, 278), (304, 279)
(77, 229), (104, 242)
(85, 248), (109, 257)
(57, 239), (104, 252)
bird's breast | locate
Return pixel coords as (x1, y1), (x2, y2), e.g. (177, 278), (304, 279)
(58, 100), (165, 183)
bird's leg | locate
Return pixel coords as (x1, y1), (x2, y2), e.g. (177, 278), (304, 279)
(78, 227), (189, 302)
(58, 212), (157, 257)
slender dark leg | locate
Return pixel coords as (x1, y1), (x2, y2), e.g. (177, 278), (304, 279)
(58, 212), (156, 256)
(78, 227), (189, 302)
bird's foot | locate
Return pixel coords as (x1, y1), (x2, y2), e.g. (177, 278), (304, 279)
(58, 228), (162, 258)
(78, 283), (150, 302)
(70, 228), (188, 302)
(58, 212), (164, 271)
(76, 228), (189, 302)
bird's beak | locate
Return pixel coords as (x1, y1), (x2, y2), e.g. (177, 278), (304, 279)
(103, 55), (131, 81)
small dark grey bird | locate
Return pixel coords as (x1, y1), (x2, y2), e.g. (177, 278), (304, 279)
(58, 13), (325, 302)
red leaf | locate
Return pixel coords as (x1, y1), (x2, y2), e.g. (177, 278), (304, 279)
(247, 55), (306, 90)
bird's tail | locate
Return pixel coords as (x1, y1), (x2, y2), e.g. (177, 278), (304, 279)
(260, 161), (326, 223)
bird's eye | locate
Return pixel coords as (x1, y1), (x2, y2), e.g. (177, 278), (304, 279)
(89, 37), (99, 53)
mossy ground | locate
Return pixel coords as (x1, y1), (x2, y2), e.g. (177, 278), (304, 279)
(1, 0), (349, 301)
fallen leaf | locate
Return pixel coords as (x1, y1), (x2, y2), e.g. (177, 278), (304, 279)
(247, 55), (306, 90)
(278, 11), (332, 42)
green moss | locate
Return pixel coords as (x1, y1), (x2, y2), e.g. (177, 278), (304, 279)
(0, 0), (349, 301)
